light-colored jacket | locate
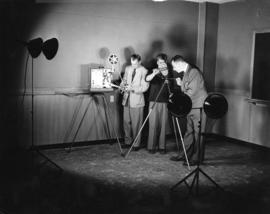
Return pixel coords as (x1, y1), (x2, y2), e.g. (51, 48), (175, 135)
(121, 65), (149, 108)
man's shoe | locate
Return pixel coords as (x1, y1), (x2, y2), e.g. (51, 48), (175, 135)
(159, 149), (166, 154)
(121, 144), (131, 149)
(133, 147), (140, 151)
(148, 149), (156, 154)
(170, 155), (185, 161)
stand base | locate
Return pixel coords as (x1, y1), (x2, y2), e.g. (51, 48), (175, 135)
(67, 93), (123, 156)
(31, 147), (63, 172)
(171, 165), (223, 196)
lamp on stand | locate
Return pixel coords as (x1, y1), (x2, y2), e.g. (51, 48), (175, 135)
(170, 93), (228, 196)
(23, 37), (61, 171)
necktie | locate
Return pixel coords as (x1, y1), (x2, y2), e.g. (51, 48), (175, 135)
(132, 68), (136, 81)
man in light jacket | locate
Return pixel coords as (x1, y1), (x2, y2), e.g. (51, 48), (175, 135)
(120, 54), (149, 150)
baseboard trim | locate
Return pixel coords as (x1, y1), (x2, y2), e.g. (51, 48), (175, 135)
(31, 138), (125, 150)
(204, 133), (270, 151)
(32, 133), (270, 152)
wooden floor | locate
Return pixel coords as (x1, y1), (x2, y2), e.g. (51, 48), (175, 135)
(1, 137), (270, 214)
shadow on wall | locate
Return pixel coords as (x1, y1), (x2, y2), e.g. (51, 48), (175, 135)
(143, 40), (164, 69)
(215, 56), (249, 91)
(99, 47), (110, 62)
(80, 47), (112, 89)
(120, 46), (135, 79)
(166, 23), (196, 64)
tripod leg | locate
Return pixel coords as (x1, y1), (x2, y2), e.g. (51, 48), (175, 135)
(124, 108), (153, 158)
(188, 169), (199, 195)
(196, 168), (200, 195)
(198, 168), (224, 191)
(36, 150), (63, 171)
(101, 95), (113, 140)
(171, 116), (180, 152)
(63, 95), (84, 144)
(171, 168), (197, 191)
(184, 180), (190, 189)
(175, 118), (191, 170)
(68, 96), (93, 152)
(102, 94), (123, 155)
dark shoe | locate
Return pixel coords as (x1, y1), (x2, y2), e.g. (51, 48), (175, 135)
(159, 149), (166, 154)
(133, 147), (140, 151)
(121, 144), (131, 149)
(148, 149), (156, 154)
(170, 155), (185, 161)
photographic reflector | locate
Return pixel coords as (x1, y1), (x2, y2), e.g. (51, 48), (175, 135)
(27, 38), (43, 58)
(42, 38), (59, 60)
(25, 37), (58, 60)
(203, 93), (228, 119)
(168, 92), (228, 119)
(168, 91), (192, 117)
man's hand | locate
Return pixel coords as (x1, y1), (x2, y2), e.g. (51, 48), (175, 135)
(176, 77), (182, 86)
(146, 68), (159, 82)
(153, 68), (160, 75)
(125, 85), (134, 92)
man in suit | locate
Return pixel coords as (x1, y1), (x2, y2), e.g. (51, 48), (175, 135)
(120, 54), (149, 150)
(170, 55), (208, 165)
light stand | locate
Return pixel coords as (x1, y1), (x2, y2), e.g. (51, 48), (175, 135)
(171, 106), (224, 196)
(170, 93), (228, 195)
(25, 38), (62, 172)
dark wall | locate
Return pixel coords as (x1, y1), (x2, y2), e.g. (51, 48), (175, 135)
(214, 0), (270, 147)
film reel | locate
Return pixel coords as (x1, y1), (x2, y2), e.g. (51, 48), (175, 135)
(108, 54), (119, 65)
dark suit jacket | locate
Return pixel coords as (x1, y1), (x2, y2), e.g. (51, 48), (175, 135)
(181, 65), (208, 108)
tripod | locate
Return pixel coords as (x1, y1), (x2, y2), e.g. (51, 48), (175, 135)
(66, 92), (123, 155)
(124, 78), (190, 164)
(171, 107), (223, 195)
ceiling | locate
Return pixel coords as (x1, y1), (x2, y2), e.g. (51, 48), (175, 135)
(35, 0), (243, 4)
(182, 0), (240, 3)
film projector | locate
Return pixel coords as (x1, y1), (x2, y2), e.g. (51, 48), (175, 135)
(89, 54), (119, 92)
(68, 54), (123, 155)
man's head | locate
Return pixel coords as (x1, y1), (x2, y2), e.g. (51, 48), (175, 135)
(156, 53), (168, 76)
(171, 55), (188, 73)
(130, 54), (141, 68)
(156, 53), (167, 65)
